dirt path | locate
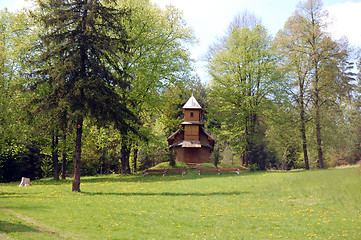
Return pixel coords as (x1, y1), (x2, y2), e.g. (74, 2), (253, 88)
(1, 208), (81, 240)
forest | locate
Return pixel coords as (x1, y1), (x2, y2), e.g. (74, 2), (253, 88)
(1, 0), (360, 188)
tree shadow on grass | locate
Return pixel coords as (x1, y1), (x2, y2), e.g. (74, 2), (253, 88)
(81, 190), (248, 197)
(0, 220), (40, 233)
(15, 169), (311, 187)
(4, 170), (315, 192)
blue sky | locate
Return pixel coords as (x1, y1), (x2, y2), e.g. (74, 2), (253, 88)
(2, 0), (361, 82)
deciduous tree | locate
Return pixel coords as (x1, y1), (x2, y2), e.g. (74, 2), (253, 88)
(0, 9), (43, 182)
(278, 0), (354, 168)
(114, 0), (195, 173)
(208, 23), (281, 169)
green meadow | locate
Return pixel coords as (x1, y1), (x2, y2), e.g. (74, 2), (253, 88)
(1, 167), (361, 239)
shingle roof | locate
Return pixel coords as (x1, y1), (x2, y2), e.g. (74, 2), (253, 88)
(183, 95), (202, 109)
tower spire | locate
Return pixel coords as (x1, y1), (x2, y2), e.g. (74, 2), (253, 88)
(183, 95), (201, 109)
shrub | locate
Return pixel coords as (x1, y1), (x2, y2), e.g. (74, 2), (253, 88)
(213, 148), (221, 167)
(168, 149), (176, 167)
(249, 163), (260, 171)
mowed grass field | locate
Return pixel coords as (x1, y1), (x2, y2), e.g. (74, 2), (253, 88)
(1, 167), (361, 239)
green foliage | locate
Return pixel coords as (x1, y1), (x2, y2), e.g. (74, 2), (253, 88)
(117, 0), (196, 138)
(31, 0), (138, 132)
(1, 0), (360, 180)
(40, 156), (52, 178)
(212, 147), (221, 167)
(168, 149), (176, 167)
(0, 9), (45, 182)
(208, 24), (281, 168)
(249, 163), (260, 171)
(150, 161), (187, 170)
(80, 124), (122, 175)
(265, 105), (302, 170)
(30, 0), (151, 190)
(160, 79), (206, 137)
(136, 148), (154, 171)
(275, 0), (356, 169)
(0, 141), (44, 182)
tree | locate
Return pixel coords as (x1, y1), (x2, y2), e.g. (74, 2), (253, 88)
(206, 10), (262, 61)
(80, 124), (121, 175)
(168, 149), (176, 167)
(212, 145), (221, 167)
(265, 103), (302, 170)
(32, 0), (138, 191)
(275, 11), (314, 170)
(328, 49), (361, 166)
(51, 128), (59, 180)
(0, 9), (44, 182)
(113, 0), (195, 173)
(207, 23), (280, 169)
(278, 0), (354, 168)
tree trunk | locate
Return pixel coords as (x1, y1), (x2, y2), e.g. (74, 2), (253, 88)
(99, 149), (105, 175)
(241, 113), (251, 167)
(52, 129), (59, 180)
(315, 106), (324, 168)
(132, 144), (138, 173)
(242, 145), (249, 167)
(313, 65), (324, 169)
(242, 110), (257, 167)
(60, 108), (68, 180)
(61, 133), (67, 179)
(300, 122), (310, 170)
(19, 177), (32, 187)
(120, 140), (131, 174)
(72, 116), (83, 192)
(299, 90), (310, 170)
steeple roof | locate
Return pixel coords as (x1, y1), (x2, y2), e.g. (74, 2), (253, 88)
(183, 95), (202, 109)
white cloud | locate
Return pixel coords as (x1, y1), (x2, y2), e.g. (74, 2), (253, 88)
(326, 1), (361, 46)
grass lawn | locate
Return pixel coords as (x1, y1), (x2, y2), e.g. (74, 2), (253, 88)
(1, 167), (361, 239)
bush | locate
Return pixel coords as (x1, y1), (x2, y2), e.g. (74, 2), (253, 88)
(249, 163), (260, 171)
(213, 148), (221, 167)
(150, 161), (187, 170)
(138, 149), (153, 171)
(168, 149), (176, 167)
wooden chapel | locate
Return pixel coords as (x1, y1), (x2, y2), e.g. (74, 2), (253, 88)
(167, 95), (215, 164)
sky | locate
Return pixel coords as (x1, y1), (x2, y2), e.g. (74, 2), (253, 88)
(1, 0), (361, 82)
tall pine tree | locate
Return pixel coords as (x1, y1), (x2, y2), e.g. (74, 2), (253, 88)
(32, 0), (138, 191)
